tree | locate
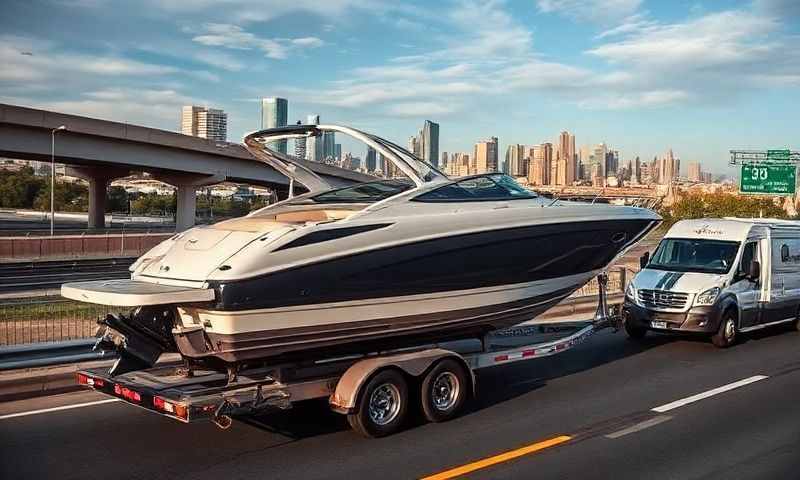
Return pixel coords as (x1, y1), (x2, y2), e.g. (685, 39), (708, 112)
(107, 186), (129, 213)
(0, 167), (46, 208)
(660, 191), (790, 227)
(33, 180), (88, 212)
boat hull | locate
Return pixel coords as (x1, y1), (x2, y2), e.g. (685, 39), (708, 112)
(175, 271), (597, 363)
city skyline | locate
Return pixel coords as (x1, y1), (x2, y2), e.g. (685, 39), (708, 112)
(2, 1), (797, 175)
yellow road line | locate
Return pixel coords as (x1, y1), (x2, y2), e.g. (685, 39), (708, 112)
(420, 435), (572, 480)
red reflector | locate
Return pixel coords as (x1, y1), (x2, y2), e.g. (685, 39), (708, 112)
(522, 350), (536, 358)
(93, 378), (105, 387)
(153, 397), (166, 410)
(114, 384), (141, 403)
(494, 355), (509, 362)
(77, 373), (89, 385)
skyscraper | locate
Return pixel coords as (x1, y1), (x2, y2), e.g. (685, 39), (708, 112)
(335, 144), (342, 163)
(505, 144), (527, 177)
(422, 120), (440, 168)
(605, 150), (619, 177)
(365, 147), (377, 172)
(181, 106), (227, 142)
(306, 114), (322, 162)
(408, 136), (420, 157)
(688, 162), (702, 182)
(474, 137), (499, 174)
(322, 131), (336, 163)
(634, 156), (641, 184)
(591, 143), (607, 185)
(260, 97), (288, 153)
(528, 143), (553, 186)
(557, 131), (576, 185)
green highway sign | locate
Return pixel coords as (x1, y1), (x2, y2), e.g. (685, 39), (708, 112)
(740, 164), (796, 195)
(767, 149), (791, 161)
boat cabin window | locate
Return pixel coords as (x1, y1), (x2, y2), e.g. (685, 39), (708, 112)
(305, 179), (414, 204)
(412, 174), (537, 202)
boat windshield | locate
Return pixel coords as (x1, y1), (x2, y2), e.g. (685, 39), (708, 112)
(306, 179), (415, 204)
(648, 238), (740, 274)
(413, 174), (538, 202)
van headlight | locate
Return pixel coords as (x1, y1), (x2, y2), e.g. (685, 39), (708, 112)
(694, 287), (720, 306)
(625, 282), (636, 300)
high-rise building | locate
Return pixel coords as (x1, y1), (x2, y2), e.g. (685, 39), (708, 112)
(528, 143), (553, 186)
(634, 156), (641, 184)
(260, 97), (288, 153)
(505, 144), (527, 177)
(591, 143), (607, 185)
(322, 131), (336, 163)
(659, 149), (678, 184)
(556, 131), (576, 185)
(365, 146), (377, 172)
(605, 150), (619, 177)
(473, 137), (499, 174)
(408, 136), (420, 157)
(441, 151), (449, 170)
(335, 144), (342, 163)
(306, 114), (322, 162)
(421, 120), (440, 168)
(181, 106), (227, 142)
(688, 162), (702, 182)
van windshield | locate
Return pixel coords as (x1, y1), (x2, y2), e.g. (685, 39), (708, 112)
(648, 238), (740, 274)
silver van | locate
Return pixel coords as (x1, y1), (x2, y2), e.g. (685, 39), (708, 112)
(623, 218), (800, 347)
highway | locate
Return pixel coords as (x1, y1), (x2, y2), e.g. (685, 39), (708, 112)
(0, 257), (134, 294)
(2, 326), (799, 479)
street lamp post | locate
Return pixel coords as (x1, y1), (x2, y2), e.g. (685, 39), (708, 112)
(50, 125), (66, 236)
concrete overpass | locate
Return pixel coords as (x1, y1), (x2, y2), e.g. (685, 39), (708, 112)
(0, 104), (372, 231)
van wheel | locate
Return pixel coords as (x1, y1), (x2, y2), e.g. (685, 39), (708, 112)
(624, 316), (647, 340)
(420, 359), (469, 423)
(712, 310), (737, 348)
(347, 369), (409, 438)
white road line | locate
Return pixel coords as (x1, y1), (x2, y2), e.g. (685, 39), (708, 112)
(652, 375), (769, 414)
(0, 398), (120, 420)
(605, 415), (672, 439)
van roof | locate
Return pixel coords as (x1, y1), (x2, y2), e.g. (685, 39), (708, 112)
(665, 218), (800, 241)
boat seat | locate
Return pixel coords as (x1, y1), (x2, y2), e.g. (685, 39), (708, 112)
(274, 209), (355, 223)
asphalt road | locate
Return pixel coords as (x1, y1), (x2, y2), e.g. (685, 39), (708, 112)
(2, 326), (799, 479)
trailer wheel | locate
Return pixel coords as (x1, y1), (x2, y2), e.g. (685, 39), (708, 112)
(420, 359), (468, 423)
(347, 369), (409, 438)
(712, 309), (737, 348)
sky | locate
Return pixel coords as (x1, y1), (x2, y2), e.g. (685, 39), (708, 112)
(1, 0), (798, 176)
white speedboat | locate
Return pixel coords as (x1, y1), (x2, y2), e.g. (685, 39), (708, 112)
(62, 124), (660, 374)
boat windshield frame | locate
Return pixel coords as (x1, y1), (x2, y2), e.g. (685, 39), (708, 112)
(411, 173), (538, 203)
(243, 124), (449, 191)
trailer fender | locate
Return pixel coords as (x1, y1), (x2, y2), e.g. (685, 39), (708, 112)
(329, 348), (474, 413)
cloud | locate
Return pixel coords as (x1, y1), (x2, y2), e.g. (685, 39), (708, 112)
(588, 11), (779, 70)
(193, 51), (245, 71)
(386, 102), (459, 117)
(4, 88), (204, 130)
(578, 90), (691, 109)
(536, 0), (642, 23)
(191, 23), (323, 60)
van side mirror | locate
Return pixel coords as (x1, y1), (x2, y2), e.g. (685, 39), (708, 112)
(748, 260), (760, 280)
(639, 252), (650, 270)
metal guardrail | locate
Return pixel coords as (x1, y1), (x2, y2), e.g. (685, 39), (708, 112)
(0, 339), (113, 371)
(0, 257), (134, 293)
(0, 297), (117, 346)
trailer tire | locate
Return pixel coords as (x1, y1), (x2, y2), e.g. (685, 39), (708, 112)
(347, 369), (409, 438)
(420, 359), (469, 423)
(712, 309), (737, 348)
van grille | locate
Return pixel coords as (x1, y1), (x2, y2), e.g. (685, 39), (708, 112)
(638, 289), (689, 309)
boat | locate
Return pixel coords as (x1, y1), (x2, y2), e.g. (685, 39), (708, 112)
(62, 124), (660, 375)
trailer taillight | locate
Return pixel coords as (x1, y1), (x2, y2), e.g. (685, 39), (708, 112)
(77, 373), (104, 388)
(152, 396), (188, 420)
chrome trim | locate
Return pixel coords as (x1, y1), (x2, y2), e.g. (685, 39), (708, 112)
(739, 317), (796, 333)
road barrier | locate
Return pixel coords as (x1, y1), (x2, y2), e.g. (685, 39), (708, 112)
(0, 339), (112, 371)
(0, 232), (172, 261)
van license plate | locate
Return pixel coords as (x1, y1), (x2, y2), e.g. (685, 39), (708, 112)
(651, 321), (668, 329)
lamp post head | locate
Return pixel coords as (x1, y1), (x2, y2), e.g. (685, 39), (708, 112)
(53, 125), (66, 133)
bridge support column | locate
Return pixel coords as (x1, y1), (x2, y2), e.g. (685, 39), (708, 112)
(153, 173), (225, 232)
(66, 166), (130, 229)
